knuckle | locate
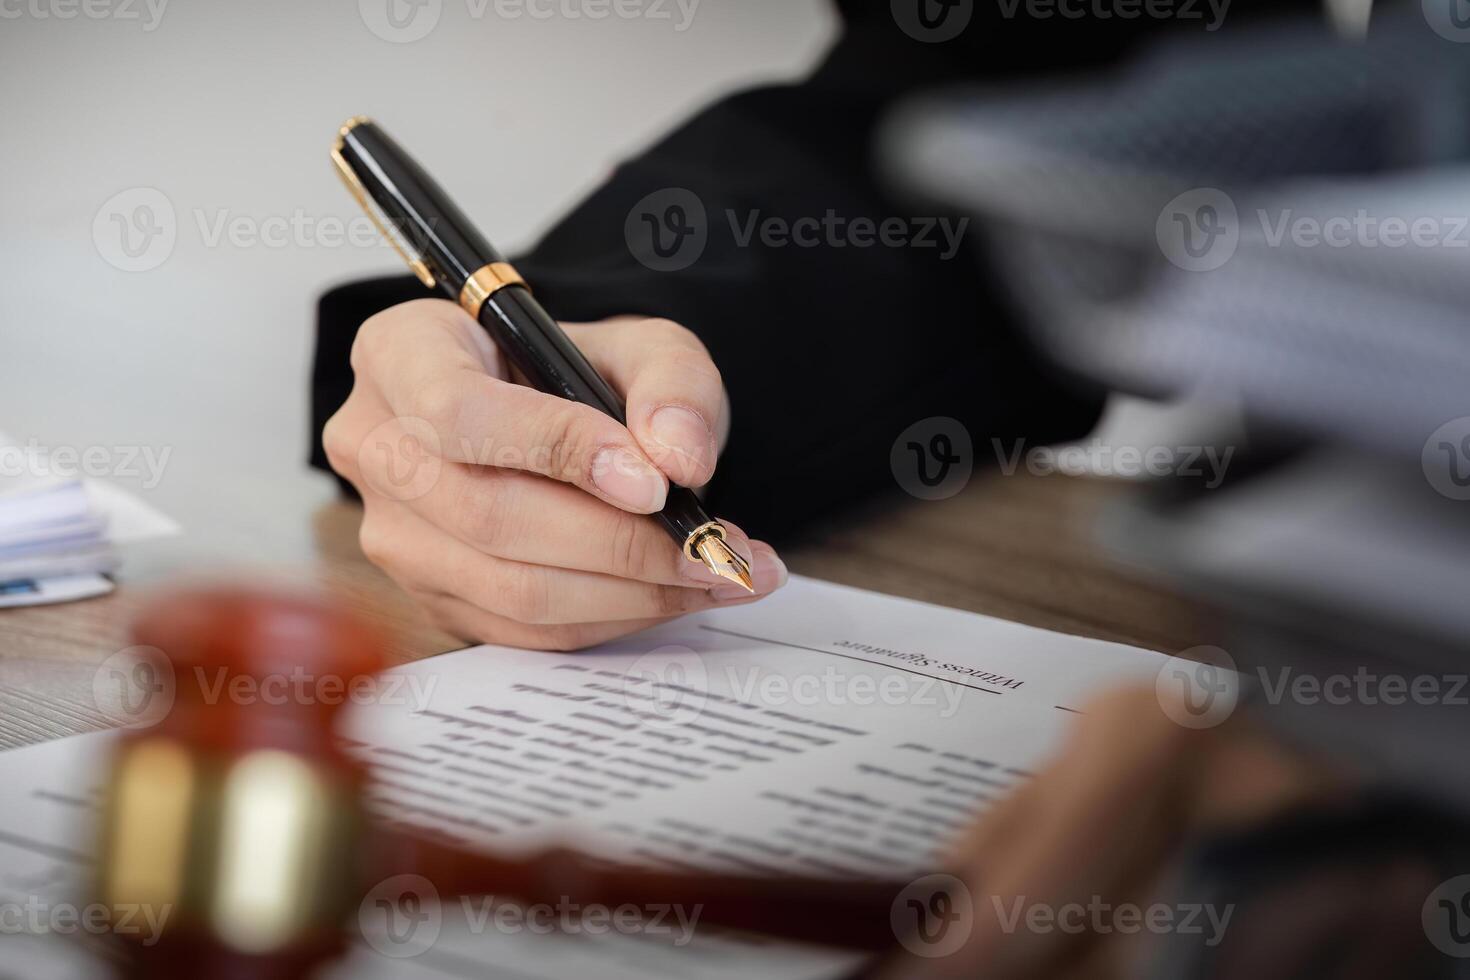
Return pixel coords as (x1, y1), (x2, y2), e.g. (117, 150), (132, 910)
(666, 346), (724, 395)
(653, 583), (703, 618)
(321, 409), (358, 477)
(1076, 686), (1198, 754)
(502, 562), (554, 625)
(407, 298), (473, 334)
(607, 511), (660, 581)
(454, 472), (517, 552)
(533, 409), (599, 484)
(408, 376), (463, 433)
(415, 594), (478, 645)
(357, 513), (395, 570)
(642, 317), (700, 349)
(351, 300), (469, 378)
(349, 313), (393, 377)
(529, 625), (599, 653)
(642, 319), (720, 379)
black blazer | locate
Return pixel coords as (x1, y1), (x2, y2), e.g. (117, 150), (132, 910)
(309, 0), (1319, 543)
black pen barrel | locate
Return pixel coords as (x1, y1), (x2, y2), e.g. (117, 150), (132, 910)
(478, 287), (714, 549)
(335, 117), (716, 554)
(337, 121), (499, 287)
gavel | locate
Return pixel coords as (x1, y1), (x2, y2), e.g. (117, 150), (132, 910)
(93, 586), (927, 977)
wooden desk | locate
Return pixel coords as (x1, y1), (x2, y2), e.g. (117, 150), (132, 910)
(0, 471), (1213, 750)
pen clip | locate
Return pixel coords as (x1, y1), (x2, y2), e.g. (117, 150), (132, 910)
(331, 119), (437, 289)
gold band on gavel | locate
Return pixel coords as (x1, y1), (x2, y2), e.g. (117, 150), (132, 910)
(459, 262), (527, 316)
(98, 737), (358, 954)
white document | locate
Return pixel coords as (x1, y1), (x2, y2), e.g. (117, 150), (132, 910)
(0, 574), (114, 609)
(0, 430), (179, 604)
(0, 577), (1167, 978)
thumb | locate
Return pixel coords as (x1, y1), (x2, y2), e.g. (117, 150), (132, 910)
(565, 317), (730, 488)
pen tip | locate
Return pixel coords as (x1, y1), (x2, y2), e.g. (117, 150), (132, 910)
(694, 534), (756, 593)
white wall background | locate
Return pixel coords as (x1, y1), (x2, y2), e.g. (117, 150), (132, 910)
(0, 0), (1219, 569)
(0, 0), (836, 561)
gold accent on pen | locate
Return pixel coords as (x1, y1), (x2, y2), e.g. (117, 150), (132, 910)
(330, 116), (437, 289)
(336, 115), (371, 142)
(685, 521), (754, 593)
(459, 262), (528, 316)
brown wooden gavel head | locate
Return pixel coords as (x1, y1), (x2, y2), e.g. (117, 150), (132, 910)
(95, 585), (912, 978)
(97, 584), (386, 980)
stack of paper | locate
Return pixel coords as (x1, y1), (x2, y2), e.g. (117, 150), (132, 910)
(0, 577), (1170, 978)
(0, 433), (178, 607)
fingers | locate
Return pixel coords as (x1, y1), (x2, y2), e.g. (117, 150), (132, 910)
(328, 302), (776, 653)
(567, 318), (729, 487)
(332, 402), (778, 588)
(913, 687), (1333, 980)
(360, 499), (788, 626)
(896, 689), (1200, 980)
(351, 300), (670, 513)
(410, 458), (771, 587)
(407, 590), (675, 653)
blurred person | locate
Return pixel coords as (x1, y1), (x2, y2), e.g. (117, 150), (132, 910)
(313, 0), (1316, 651)
(311, 4), (1455, 978)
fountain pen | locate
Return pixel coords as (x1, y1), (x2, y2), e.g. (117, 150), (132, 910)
(331, 117), (753, 592)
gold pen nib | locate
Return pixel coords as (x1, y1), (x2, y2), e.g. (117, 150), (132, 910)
(692, 532), (755, 593)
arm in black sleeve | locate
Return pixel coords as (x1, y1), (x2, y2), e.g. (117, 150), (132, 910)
(311, 4), (1312, 541)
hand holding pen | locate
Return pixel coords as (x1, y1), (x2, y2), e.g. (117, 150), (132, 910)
(322, 119), (787, 651)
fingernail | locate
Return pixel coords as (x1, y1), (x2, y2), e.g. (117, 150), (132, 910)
(592, 448), (667, 512)
(712, 547), (788, 601)
(649, 406), (714, 478)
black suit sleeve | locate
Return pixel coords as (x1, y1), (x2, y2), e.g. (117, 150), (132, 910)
(310, 7), (1133, 542)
